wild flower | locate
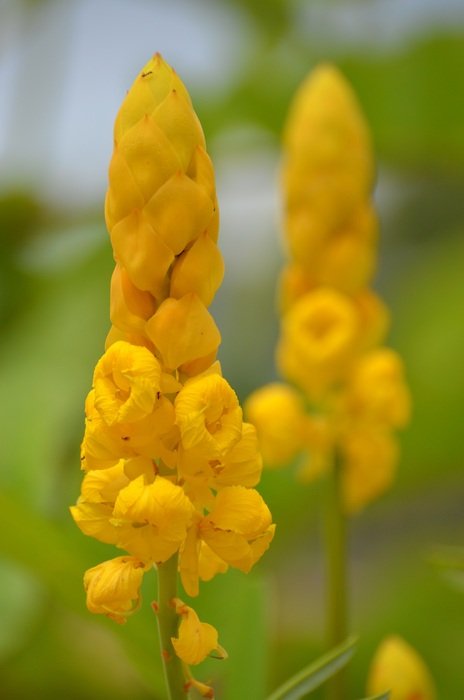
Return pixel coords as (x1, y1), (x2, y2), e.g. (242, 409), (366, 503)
(71, 53), (274, 698)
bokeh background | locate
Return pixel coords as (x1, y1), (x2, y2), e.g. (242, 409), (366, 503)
(1, 0), (464, 697)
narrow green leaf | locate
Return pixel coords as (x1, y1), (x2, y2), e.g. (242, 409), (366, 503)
(266, 636), (357, 700)
(358, 693), (390, 700)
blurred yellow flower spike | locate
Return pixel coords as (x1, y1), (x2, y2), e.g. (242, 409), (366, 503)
(246, 63), (410, 513)
(367, 635), (436, 699)
(84, 556), (148, 624)
(71, 53), (274, 697)
(171, 598), (227, 665)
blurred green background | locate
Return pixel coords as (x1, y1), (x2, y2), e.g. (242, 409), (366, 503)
(1, 0), (464, 697)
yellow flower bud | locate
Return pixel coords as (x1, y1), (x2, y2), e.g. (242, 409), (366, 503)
(283, 64), (373, 235)
(341, 428), (398, 514)
(171, 598), (226, 665)
(245, 383), (306, 466)
(170, 231), (224, 306)
(366, 635), (436, 699)
(110, 265), (157, 337)
(346, 348), (411, 428)
(84, 556), (147, 624)
(146, 293), (221, 371)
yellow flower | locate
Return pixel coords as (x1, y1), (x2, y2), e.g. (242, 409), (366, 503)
(366, 635), (436, 699)
(81, 388), (176, 470)
(171, 598), (226, 665)
(109, 264), (157, 336)
(92, 341), (161, 426)
(112, 475), (195, 563)
(345, 348), (411, 428)
(175, 374), (243, 457)
(277, 288), (359, 399)
(341, 428), (398, 514)
(146, 293), (221, 373)
(84, 556), (148, 623)
(245, 383), (306, 466)
(200, 486), (275, 572)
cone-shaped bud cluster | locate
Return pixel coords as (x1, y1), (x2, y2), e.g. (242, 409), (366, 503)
(246, 64), (410, 513)
(71, 54), (274, 674)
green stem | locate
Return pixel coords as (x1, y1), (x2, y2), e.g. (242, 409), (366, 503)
(324, 452), (348, 700)
(156, 555), (188, 700)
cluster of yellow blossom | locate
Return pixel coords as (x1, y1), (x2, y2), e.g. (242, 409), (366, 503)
(246, 65), (410, 513)
(71, 54), (274, 674)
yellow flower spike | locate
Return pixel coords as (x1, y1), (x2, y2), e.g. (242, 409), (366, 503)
(110, 264), (157, 336)
(245, 383), (306, 467)
(283, 64), (373, 232)
(200, 486), (275, 572)
(112, 475), (195, 562)
(366, 635), (436, 700)
(170, 231), (225, 306)
(93, 341), (161, 426)
(171, 598), (226, 665)
(175, 373), (242, 456)
(84, 556), (148, 624)
(146, 293), (221, 371)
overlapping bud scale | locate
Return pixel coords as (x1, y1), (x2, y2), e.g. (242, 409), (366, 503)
(71, 53), (274, 676)
(246, 64), (410, 513)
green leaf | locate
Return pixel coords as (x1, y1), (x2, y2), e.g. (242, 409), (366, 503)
(265, 636), (357, 700)
(358, 693), (390, 700)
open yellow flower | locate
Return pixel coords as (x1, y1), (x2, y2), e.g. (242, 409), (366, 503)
(277, 287), (359, 398)
(84, 556), (148, 623)
(175, 373), (243, 457)
(112, 475), (195, 563)
(93, 341), (161, 426)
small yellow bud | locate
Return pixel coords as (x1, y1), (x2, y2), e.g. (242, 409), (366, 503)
(366, 635), (436, 699)
(245, 383), (306, 466)
(171, 598), (226, 665)
(146, 294), (221, 371)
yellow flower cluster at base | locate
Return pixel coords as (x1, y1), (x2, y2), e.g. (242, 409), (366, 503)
(246, 64), (410, 514)
(71, 54), (274, 681)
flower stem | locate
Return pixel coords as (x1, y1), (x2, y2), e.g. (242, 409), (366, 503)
(324, 452), (348, 700)
(156, 555), (189, 700)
